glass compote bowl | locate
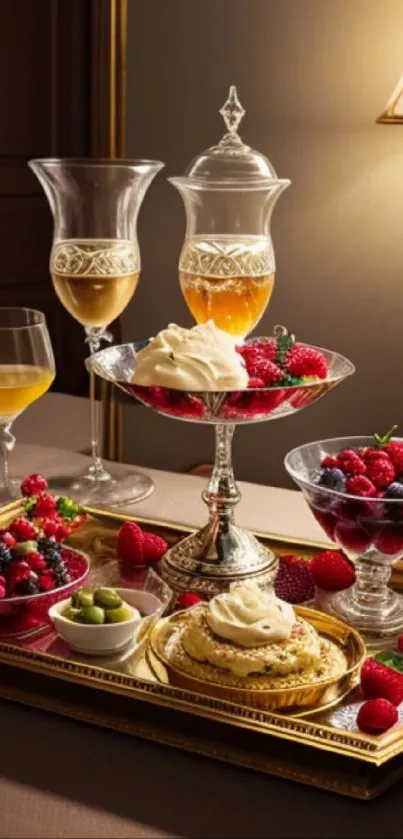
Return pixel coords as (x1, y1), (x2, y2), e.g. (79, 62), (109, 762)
(88, 339), (354, 598)
(285, 436), (403, 649)
(29, 158), (164, 508)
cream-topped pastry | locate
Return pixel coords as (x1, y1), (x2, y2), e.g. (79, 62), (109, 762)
(132, 321), (248, 391)
(206, 581), (295, 647)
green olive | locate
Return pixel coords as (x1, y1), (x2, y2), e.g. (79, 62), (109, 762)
(62, 605), (81, 621)
(105, 604), (135, 623)
(93, 587), (122, 610)
(71, 588), (94, 608)
(14, 540), (38, 555)
(76, 605), (105, 624)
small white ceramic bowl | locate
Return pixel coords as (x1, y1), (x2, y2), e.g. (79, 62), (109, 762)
(49, 587), (163, 655)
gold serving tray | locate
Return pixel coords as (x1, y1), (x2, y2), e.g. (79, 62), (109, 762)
(2, 500), (403, 800)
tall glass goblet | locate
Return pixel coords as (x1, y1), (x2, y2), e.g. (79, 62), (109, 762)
(0, 308), (55, 503)
(29, 158), (164, 508)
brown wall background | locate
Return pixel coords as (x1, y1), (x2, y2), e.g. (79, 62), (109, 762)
(122, 0), (403, 488)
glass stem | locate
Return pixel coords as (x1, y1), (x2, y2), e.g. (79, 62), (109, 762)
(0, 423), (15, 495)
(86, 331), (111, 482)
(351, 554), (393, 614)
(202, 423), (240, 524)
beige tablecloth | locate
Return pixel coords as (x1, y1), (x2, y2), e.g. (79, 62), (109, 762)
(0, 444), (401, 839)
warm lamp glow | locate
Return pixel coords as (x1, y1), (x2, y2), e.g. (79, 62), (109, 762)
(377, 76), (403, 124)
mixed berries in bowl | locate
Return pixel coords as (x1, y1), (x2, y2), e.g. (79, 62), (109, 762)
(0, 473), (89, 638)
(285, 429), (403, 645)
(128, 329), (354, 423)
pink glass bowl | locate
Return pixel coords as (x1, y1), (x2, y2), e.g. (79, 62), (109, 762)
(0, 548), (90, 640)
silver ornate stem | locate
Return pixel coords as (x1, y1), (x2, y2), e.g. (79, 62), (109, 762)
(202, 424), (240, 522)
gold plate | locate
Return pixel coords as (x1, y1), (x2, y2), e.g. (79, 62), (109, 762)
(2, 500), (403, 800)
(149, 607), (366, 712)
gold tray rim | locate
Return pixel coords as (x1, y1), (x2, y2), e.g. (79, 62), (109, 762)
(0, 499), (401, 769)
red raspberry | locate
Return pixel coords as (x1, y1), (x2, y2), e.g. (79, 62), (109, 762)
(384, 442), (403, 475)
(9, 518), (37, 541)
(0, 531), (16, 548)
(175, 592), (204, 610)
(274, 555), (315, 603)
(54, 522), (70, 542)
(361, 657), (403, 705)
(117, 521), (145, 566)
(142, 532), (168, 565)
(248, 377), (265, 388)
(334, 520), (372, 554)
(20, 473), (48, 497)
(0, 584), (6, 600)
(25, 551), (47, 572)
(31, 493), (57, 518)
(42, 516), (62, 537)
(253, 338), (277, 361)
(336, 449), (367, 475)
(374, 524), (403, 556)
(357, 698), (398, 735)
(346, 475), (377, 497)
(310, 550), (355, 591)
(285, 344), (328, 379)
(365, 456), (396, 489)
(247, 358), (283, 386)
(321, 455), (339, 469)
(38, 573), (55, 592)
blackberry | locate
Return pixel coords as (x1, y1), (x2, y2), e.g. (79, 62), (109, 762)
(0, 544), (12, 565)
(55, 571), (71, 586)
(15, 578), (40, 596)
(43, 547), (62, 567)
(37, 537), (59, 554)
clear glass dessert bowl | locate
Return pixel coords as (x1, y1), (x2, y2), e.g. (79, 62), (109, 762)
(87, 335), (354, 598)
(285, 436), (403, 648)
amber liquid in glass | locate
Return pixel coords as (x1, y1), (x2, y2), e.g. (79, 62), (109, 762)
(0, 365), (54, 418)
(179, 236), (275, 338)
(51, 240), (139, 328)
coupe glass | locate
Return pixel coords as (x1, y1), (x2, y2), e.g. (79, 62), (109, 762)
(0, 308), (55, 503)
(285, 436), (403, 649)
(29, 158), (164, 508)
(87, 340), (354, 597)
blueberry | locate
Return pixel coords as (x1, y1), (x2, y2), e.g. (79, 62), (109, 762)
(0, 545), (11, 564)
(319, 467), (347, 492)
(385, 482), (403, 499)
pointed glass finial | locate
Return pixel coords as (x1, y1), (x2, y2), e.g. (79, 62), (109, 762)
(219, 86), (245, 137)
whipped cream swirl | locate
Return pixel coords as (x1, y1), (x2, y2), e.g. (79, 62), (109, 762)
(132, 321), (248, 391)
(206, 581), (295, 648)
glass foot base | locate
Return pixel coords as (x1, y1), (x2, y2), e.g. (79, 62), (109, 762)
(159, 518), (278, 598)
(47, 467), (154, 509)
(329, 588), (403, 650)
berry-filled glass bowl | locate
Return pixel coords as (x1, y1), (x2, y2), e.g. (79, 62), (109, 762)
(285, 431), (403, 648)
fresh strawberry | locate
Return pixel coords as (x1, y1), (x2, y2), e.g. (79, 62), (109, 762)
(274, 555), (314, 603)
(346, 475), (377, 498)
(142, 532), (168, 565)
(9, 518), (37, 542)
(384, 442), (403, 475)
(247, 358), (283, 386)
(20, 473), (48, 497)
(285, 345), (328, 380)
(365, 456), (396, 489)
(175, 592), (204, 610)
(253, 338), (277, 361)
(361, 657), (403, 705)
(357, 699), (398, 735)
(310, 550), (355, 591)
(31, 493), (57, 518)
(117, 521), (145, 566)
(337, 449), (367, 476)
(248, 377), (265, 388)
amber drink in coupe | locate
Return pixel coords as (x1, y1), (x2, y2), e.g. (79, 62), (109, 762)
(179, 236), (274, 338)
(51, 240), (139, 328)
(0, 365), (54, 419)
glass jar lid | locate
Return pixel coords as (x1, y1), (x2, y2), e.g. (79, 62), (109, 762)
(185, 86), (280, 184)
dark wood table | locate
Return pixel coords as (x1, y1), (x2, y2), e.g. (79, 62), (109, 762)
(1, 700), (403, 839)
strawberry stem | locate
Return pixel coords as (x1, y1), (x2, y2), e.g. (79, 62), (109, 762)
(373, 425), (398, 448)
(274, 325), (295, 366)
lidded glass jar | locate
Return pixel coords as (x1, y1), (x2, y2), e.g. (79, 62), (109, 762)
(169, 86), (290, 339)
